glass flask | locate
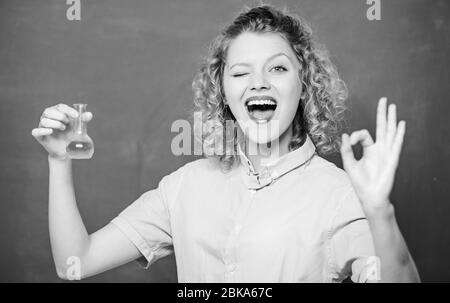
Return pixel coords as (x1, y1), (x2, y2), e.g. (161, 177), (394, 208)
(66, 103), (94, 159)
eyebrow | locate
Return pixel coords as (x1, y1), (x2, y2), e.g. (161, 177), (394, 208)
(227, 52), (293, 70)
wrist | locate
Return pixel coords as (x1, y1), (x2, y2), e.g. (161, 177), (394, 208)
(48, 154), (71, 164)
(363, 202), (396, 221)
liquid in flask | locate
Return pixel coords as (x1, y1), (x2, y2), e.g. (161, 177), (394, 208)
(66, 103), (94, 159)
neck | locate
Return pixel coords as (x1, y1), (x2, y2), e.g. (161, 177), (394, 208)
(244, 124), (293, 173)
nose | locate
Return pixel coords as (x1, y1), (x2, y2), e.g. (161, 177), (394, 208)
(249, 71), (270, 91)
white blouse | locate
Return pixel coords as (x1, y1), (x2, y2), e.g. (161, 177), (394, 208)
(111, 135), (376, 282)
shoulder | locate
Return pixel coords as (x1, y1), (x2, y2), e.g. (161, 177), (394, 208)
(303, 155), (353, 190)
(156, 158), (225, 206)
(310, 156), (367, 220)
(172, 157), (221, 176)
(160, 157), (224, 185)
(297, 155), (364, 216)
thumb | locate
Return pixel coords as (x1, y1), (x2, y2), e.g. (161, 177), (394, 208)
(81, 112), (93, 122)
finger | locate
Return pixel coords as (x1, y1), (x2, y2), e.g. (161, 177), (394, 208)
(54, 103), (79, 119)
(392, 120), (406, 163)
(42, 107), (70, 124)
(31, 128), (53, 138)
(386, 103), (397, 147)
(376, 97), (387, 143)
(340, 133), (356, 170)
(39, 117), (66, 131)
(350, 129), (374, 149)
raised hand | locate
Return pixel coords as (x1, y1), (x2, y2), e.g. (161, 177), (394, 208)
(340, 97), (406, 215)
(31, 103), (93, 160)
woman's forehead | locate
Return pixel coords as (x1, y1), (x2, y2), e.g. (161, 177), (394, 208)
(226, 32), (296, 66)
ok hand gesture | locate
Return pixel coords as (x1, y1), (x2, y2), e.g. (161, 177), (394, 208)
(340, 97), (406, 215)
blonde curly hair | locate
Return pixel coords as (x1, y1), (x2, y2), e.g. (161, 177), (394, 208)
(192, 4), (348, 170)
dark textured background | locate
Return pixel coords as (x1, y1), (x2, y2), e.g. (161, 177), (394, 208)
(0, 0), (449, 282)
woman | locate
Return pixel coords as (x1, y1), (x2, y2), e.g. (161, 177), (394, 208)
(31, 5), (420, 282)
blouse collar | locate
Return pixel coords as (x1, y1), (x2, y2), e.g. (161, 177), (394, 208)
(237, 135), (317, 190)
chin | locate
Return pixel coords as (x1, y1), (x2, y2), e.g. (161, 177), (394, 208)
(237, 118), (285, 145)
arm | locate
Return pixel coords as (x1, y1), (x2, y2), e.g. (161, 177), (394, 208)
(48, 156), (142, 280)
(32, 104), (142, 280)
(340, 97), (420, 283)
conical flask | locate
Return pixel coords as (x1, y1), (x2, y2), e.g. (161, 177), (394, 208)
(66, 103), (94, 159)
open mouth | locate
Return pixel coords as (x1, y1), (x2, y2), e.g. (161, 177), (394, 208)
(245, 98), (277, 123)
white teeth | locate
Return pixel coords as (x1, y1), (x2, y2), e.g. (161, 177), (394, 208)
(247, 99), (276, 106)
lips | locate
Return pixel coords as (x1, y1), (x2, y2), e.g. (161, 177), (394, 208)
(244, 95), (277, 123)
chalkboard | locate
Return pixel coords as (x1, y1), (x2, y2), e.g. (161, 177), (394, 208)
(0, 0), (449, 282)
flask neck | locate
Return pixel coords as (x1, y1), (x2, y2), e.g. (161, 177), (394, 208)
(74, 118), (87, 135)
(73, 103), (87, 136)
